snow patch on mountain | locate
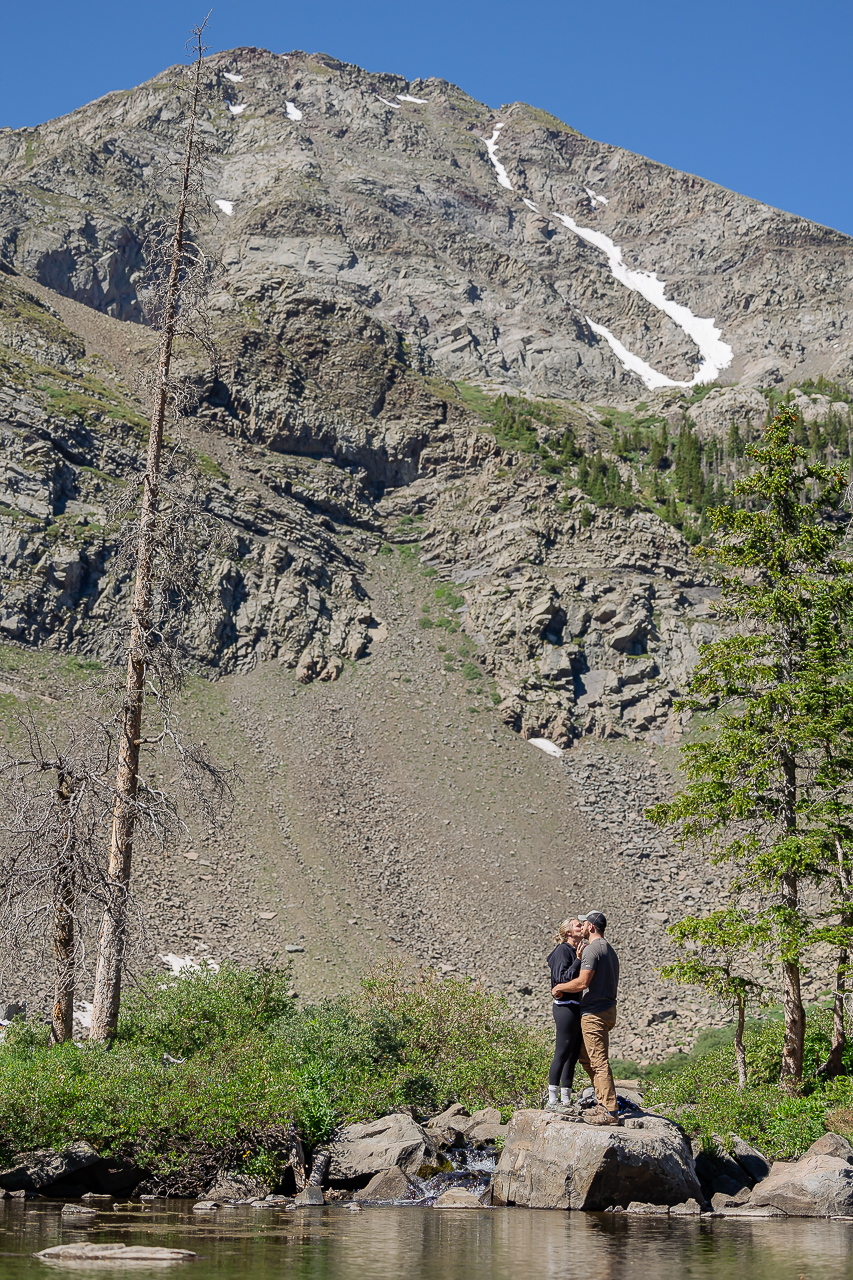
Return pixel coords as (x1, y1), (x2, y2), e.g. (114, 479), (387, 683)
(215, 199), (234, 216)
(376, 96), (401, 110)
(586, 318), (691, 391)
(483, 124), (513, 191)
(223, 72), (243, 83)
(227, 103), (247, 116)
(555, 211), (732, 385)
(285, 101), (303, 121)
(398, 93), (428, 104)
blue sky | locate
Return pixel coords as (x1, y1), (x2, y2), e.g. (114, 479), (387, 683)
(3, 0), (851, 236)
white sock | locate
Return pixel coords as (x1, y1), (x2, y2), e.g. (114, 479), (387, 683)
(561, 1087), (571, 1104)
(548, 1085), (559, 1104)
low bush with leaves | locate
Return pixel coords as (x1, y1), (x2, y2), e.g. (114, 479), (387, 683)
(646, 1009), (853, 1160)
(0, 963), (548, 1191)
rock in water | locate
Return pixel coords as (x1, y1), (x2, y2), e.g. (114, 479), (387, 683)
(433, 1188), (486, 1209)
(492, 1110), (703, 1210)
(35, 1242), (196, 1262)
(205, 1170), (270, 1202)
(294, 1186), (325, 1206)
(60, 1203), (97, 1218)
(0, 1142), (101, 1192)
(352, 1168), (419, 1203)
(749, 1140), (853, 1217)
(328, 1115), (438, 1184)
(670, 1198), (702, 1216)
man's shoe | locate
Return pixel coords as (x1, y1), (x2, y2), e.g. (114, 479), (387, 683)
(583, 1105), (623, 1127)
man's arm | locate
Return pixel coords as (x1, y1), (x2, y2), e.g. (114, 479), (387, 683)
(552, 968), (594, 999)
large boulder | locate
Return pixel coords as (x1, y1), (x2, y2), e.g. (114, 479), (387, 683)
(352, 1167), (419, 1203)
(426, 1105), (507, 1148)
(492, 1111), (703, 1210)
(328, 1115), (438, 1187)
(729, 1136), (771, 1184)
(0, 1142), (101, 1192)
(749, 1137), (853, 1217)
(205, 1170), (271, 1202)
(693, 1139), (752, 1199)
(806, 1133), (853, 1163)
(426, 1103), (470, 1146)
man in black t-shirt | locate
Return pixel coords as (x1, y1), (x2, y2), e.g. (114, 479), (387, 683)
(551, 910), (620, 1126)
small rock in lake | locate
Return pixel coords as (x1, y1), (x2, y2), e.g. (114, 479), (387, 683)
(35, 1242), (196, 1262)
(294, 1186), (325, 1206)
(433, 1188), (485, 1209)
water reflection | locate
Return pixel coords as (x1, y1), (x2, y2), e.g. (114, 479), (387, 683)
(0, 1201), (850, 1279)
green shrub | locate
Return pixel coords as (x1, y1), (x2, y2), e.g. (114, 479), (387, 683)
(0, 964), (548, 1186)
(646, 1009), (853, 1160)
(434, 583), (465, 611)
(116, 961), (295, 1056)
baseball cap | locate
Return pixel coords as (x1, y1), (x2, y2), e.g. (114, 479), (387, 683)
(579, 911), (607, 932)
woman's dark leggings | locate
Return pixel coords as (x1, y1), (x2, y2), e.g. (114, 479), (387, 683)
(549, 1002), (582, 1088)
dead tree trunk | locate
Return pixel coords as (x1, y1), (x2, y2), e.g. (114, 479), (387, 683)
(49, 770), (75, 1045)
(90, 24), (208, 1042)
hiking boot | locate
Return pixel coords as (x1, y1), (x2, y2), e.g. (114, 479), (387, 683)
(584, 1105), (623, 1127)
(545, 1100), (572, 1114)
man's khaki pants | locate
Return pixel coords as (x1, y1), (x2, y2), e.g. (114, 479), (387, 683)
(579, 1006), (617, 1113)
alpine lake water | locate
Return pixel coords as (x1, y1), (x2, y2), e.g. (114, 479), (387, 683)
(1, 1198), (852, 1279)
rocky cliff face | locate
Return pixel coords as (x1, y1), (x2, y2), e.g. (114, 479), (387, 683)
(1, 47), (851, 399)
(0, 262), (717, 748)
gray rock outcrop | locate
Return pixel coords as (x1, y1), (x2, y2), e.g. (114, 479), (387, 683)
(749, 1137), (853, 1217)
(0, 1141), (101, 1192)
(328, 1114), (438, 1186)
(492, 1109), (703, 1210)
(205, 1169), (271, 1202)
(2, 48), (851, 397)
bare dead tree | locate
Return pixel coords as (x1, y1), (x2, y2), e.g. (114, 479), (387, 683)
(0, 709), (114, 1042)
(86, 14), (233, 1041)
(0, 17), (235, 1043)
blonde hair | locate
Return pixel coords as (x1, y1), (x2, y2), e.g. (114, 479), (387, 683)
(553, 917), (577, 945)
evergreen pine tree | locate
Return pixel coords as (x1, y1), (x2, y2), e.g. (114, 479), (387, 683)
(647, 407), (853, 1089)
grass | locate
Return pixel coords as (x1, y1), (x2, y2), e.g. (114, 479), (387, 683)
(0, 964), (549, 1192)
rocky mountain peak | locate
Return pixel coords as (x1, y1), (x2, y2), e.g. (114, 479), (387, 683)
(1, 46), (851, 400)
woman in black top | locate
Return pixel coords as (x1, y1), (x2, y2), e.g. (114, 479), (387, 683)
(545, 917), (583, 1111)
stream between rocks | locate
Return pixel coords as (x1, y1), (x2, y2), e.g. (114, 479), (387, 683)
(2, 1199), (853, 1279)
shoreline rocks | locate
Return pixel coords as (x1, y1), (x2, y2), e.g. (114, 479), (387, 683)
(748, 1136), (853, 1218)
(328, 1114), (439, 1187)
(492, 1109), (703, 1211)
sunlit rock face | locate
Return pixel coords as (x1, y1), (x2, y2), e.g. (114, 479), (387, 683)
(1, 46), (852, 399)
